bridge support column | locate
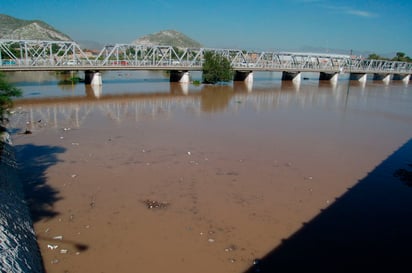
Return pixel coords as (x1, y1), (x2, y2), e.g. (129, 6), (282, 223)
(393, 74), (410, 84)
(282, 71), (301, 84)
(373, 73), (391, 84)
(350, 73), (367, 83)
(234, 71), (253, 84)
(170, 71), (190, 83)
(319, 72), (339, 83)
(85, 70), (102, 86)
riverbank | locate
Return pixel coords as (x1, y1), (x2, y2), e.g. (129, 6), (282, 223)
(0, 131), (43, 273)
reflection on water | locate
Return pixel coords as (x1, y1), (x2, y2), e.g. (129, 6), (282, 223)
(10, 76), (412, 134)
(233, 81), (253, 93)
(201, 85), (234, 112)
(8, 70), (412, 134)
(85, 85), (102, 98)
(170, 82), (189, 95)
(281, 80), (301, 92)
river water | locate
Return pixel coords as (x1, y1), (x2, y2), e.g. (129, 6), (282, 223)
(7, 71), (412, 273)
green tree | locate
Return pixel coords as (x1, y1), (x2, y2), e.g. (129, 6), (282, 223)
(368, 52), (412, 62)
(367, 53), (385, 60)
(202, 51), (233, 84)
(393, 52), (405, 61)
(391, 52), (412, 62)
(0, 72), (22, 127)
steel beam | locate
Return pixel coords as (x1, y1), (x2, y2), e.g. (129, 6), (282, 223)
(1, 39), (411, 76)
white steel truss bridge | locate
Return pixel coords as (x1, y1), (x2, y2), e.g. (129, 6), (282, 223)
(0, 39), (411, 84)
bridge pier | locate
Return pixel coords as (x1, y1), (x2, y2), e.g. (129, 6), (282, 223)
(234, 71), (253, 84)
(85, 70), (102, 86)
(350, 73), (367, 83)
(392, 74), (410, 84)
(282, 71), (301, 83)
(319, 72), (339, 83)
(170, 71), (190, 83)
(373, 73), (391, 84)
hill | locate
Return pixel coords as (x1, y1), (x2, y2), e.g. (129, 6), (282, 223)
(0, 14), (71, 41)
(132, 30), (202, 48)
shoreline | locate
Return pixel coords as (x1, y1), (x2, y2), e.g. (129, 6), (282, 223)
(0, 131), (44, 273)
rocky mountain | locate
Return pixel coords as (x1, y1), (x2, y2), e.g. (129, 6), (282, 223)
(132, 30), (202, 48)
(0, 14), (71, 41)
(77, 40), (104, 50)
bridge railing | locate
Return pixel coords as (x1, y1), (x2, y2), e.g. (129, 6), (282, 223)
(1, 39), (412, 74)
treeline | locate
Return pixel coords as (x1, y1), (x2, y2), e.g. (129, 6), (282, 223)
(367, 52), (412, 62)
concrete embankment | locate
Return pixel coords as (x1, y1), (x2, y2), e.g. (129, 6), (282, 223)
(0, 132), (44, 273)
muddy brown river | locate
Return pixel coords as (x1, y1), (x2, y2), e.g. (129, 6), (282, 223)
(7, 71), (412, 273)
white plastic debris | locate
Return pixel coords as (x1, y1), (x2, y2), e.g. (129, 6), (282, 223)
(53, 235), (63, 240)
(47, 244), (58, 250)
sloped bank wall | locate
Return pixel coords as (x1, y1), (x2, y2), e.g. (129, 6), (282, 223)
(0, 134), (44, 273)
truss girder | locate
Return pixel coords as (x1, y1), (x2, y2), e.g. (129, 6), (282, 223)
(0, 39), (93, 66)
(1, 39), (412, 74)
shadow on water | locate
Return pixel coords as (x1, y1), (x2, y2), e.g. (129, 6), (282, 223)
(245, 138), (412, 273)
(200, 84), (234, 112)
(14, 144), (66, 223)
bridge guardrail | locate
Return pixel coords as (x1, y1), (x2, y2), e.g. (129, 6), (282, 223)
(1, 39), (411, 75)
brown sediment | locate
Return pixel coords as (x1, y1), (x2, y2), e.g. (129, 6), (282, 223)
(11, 82), (412, 273)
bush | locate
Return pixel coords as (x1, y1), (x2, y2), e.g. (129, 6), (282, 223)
(0, 72), (22, 126)
(202, 51), (233, 84)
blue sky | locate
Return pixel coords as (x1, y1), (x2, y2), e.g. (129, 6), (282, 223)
(2, 0), (412, 55)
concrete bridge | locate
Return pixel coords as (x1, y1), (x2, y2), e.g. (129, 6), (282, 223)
(1, 39), (411, 86)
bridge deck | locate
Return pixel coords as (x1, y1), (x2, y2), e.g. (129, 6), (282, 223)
(1, 39), (411, 75)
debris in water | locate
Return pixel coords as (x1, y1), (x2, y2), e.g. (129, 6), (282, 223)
(142, 199), (169, 209)
(224, 245), (237, 252)
(53, 235), (63, 240)
(252, 259), (262, 272)
(47, 244), (58, 250)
